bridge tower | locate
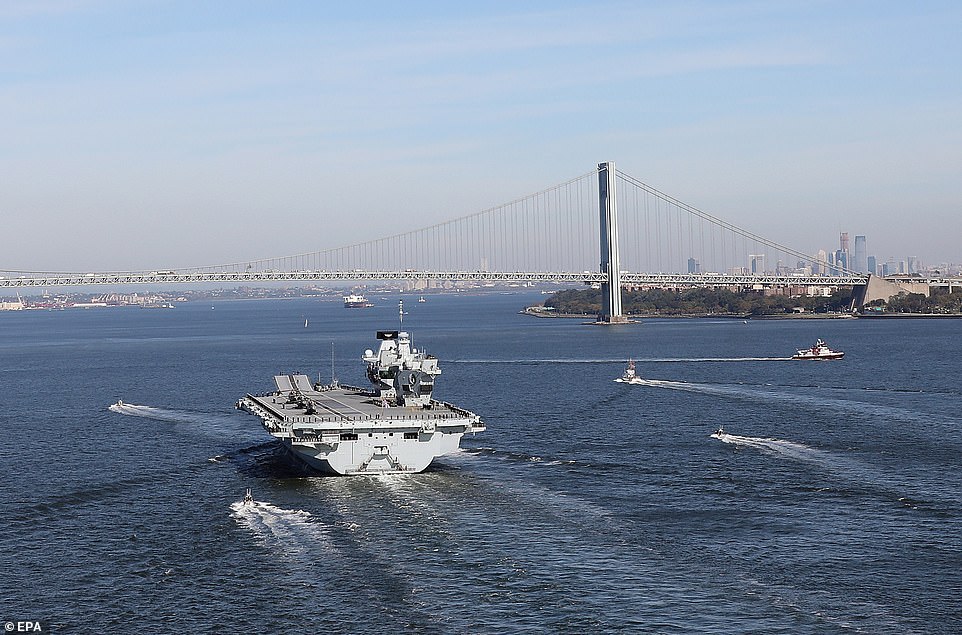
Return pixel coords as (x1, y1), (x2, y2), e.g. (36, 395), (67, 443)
(597, 161), (628, 323)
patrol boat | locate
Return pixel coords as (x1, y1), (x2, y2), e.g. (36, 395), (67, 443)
(791, 338), (844, 360)
(614, 359), (644, 384)
(236, 301), (485, 475)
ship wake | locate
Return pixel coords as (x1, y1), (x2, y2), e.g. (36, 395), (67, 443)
(109, 402), (206, 422)
(712, 431), (949, 512)
(230, 497), (333, 557)
(458, 446), (583, 468)
(450, 357), (791, 364)
(109, 401), (260, 441)
(629, 380), (958, 429)
(711, 432), (829, 464)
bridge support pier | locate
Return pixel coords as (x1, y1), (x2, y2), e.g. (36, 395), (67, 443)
(852, 274), (928, 307)
(597, 161), (630, 324)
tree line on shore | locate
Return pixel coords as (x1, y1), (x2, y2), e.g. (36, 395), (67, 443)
(541, 287), (962, 316)
(867, 291), (962, 314)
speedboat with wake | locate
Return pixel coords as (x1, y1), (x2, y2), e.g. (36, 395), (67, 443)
(614, 359), (644, 384)
(792, 339), (844, 360)
(243, 488), (254, 506)
(709, 425), (727, 439)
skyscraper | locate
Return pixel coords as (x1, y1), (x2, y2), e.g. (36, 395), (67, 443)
(867, 255), (877, 276)
(836, 233), (850, 272)
(815, 249), (828, 275)
(835, 249), (848, 272)
(853, 235), (867, 273)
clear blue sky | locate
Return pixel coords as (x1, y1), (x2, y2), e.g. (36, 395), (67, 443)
(2, 1), (960, 271)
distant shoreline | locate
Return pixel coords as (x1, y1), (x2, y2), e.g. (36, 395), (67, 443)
(520, 306), (962, 320)
(855, 313), (962, 319)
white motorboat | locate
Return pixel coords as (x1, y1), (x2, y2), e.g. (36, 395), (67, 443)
(614, 359), (644, 384)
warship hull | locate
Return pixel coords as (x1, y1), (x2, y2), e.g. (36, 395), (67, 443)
(237, 379), (483, 475)
(274, 428), (465, 475)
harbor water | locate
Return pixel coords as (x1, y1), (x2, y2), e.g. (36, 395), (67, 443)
(1, 293), (960, 633)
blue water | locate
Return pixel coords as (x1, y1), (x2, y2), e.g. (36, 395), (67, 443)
(1, 293), (960, 633)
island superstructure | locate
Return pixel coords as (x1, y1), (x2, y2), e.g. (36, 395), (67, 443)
(236, 301), (485, 474)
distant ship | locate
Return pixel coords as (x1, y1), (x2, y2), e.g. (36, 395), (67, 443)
(418, 296), (426, 303)
(792, 338), (844, 360)
(614, 359), (644, 384)
(237, 301), (485, 475)
(343, 294), (373, 308)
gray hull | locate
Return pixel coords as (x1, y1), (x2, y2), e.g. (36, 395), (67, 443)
(278, 429), (466, 475)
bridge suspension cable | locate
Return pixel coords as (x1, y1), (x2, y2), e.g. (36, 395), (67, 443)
(176, 169), (602, 276)
(614, 169), (853, 278)
(1, 163), (869, 290)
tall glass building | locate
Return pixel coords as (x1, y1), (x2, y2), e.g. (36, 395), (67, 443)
(853, 235), (867, 273)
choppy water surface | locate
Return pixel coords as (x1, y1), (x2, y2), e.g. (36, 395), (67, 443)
(1, 294), (960, 633)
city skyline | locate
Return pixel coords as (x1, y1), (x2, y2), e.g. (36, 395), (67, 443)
(813, 231), (949, 276)
(2, 2), (961, 272)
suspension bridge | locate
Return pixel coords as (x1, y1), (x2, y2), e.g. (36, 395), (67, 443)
(1, 162), (893, 320)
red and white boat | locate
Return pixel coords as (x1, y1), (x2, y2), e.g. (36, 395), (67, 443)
(792, 339), (844, 360)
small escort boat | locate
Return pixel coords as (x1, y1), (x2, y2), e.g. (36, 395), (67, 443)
(243, 488), (254, 505)
(709, 425), (726, 439)
(615, 359), (645, 384)
(792, 339), (844, 360)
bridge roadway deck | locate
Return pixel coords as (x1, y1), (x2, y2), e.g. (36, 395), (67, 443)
(0, 270), (874, 288)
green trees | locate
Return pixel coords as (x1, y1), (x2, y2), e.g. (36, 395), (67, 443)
(542, 287), (858, 316)
(540, 286), (962, 316)
(883, 289), (962, 313)
(542, 288), (602, 314)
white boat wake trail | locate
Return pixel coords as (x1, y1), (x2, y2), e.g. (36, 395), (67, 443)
(108, 402), (260, 440)
(230, 499), (333, 557)
(712, 430), (947, 510)
(450, 357), (790, 364)
(109, 402), (208, 423)
(631, 380), (954, 429)
(712, 432), (830, 465)
(637, 357), (792, 362)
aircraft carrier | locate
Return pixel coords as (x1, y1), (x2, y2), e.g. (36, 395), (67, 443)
(237, 302), (485, 475)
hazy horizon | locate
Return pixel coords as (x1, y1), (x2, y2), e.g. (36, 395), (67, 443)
(3, 1), (960, 272)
